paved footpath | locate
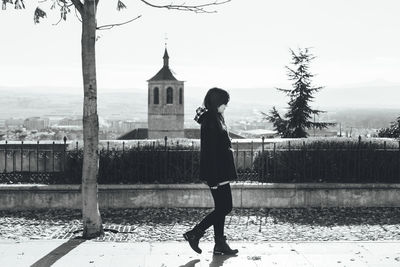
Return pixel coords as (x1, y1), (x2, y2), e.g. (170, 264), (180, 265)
(1, 240), (400, 267)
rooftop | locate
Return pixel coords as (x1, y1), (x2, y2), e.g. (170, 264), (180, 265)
(148, 48), (178, 81)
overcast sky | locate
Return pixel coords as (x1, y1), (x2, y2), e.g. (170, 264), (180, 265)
(1, 0), (399, 93)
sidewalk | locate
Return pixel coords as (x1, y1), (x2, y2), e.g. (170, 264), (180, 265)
(1, 240), (400, 267)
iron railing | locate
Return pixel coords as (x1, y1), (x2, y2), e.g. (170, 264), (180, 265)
(0, 137), (399, 184)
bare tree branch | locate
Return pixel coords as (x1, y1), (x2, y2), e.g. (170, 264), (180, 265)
(52, 12), (63, 25)
(97, 14), (142, 30)
(139, 0), (231, 13)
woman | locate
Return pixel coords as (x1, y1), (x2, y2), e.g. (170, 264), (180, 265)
(183, 87), (238, 255)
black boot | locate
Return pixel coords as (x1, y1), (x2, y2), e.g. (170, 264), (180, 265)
(183, 226), (205, 254)
(213, 236), (238, 255)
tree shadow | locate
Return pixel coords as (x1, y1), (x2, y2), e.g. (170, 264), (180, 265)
(266, 207), (400, 226)
(179, 259), (201, 267)
(30, 238), (86, 267)
(209, 254), (238, 267)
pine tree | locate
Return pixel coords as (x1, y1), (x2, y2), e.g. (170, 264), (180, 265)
(265, 48), (335, 138)
(378, 116), (400, 138)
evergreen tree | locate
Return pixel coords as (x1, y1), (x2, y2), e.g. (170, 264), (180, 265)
(265, 48), (335, 138)
(378, 116), (400, 138)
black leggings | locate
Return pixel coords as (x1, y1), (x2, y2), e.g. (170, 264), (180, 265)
(197, 183), (233, 237)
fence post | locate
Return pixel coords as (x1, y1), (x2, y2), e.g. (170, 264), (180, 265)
(235, 141), (239, 169)
(107, 141), (110, 152)
(28, 141), (31, 172)
(303, 141), (306, 183)
(261, 137), (265, 181)
(76, 141), (79, 153)
(4, 140), (7, 172)
(288, 141), (291, 182)
(164, 136), (168, 181)
(122, 141), (125, 181)
(182, 141), (186, 181)
(368, 141), (373, 182)
(12, 148), (15, 172)
(398, 141), (400, 183)
(273, 142), (276, 181)
(358, 136), (361, 181)
(383, 141), (387, 181)
(44, 149), (47, 173)
(63, 136), (67, 172)
(191, 141), (194, 181)
(52, 141), (55, 172)
(250, 141), (254, 169)
(21, 141), (23, 172)
(36, 140), (39, 173)
(152, 142), (157, 181)
(347, 140), (350, 182)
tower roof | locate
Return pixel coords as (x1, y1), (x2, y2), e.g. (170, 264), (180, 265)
(163, 49), (169, 64)
(148, 48), (178, 81)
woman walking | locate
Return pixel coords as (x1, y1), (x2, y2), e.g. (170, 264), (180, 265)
(183, 87), (238, 255)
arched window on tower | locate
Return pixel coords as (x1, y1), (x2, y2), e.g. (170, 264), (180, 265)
(166, 87), (173, 104)
(179, 88), (183, 104)
(153, 87), (159, 104)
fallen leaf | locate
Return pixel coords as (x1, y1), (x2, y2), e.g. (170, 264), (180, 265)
(247, 256), (262, 261)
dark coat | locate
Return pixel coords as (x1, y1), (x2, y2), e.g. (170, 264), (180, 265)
(196, 109), (238, 187)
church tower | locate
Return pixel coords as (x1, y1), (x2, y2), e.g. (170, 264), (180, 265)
(147, 48), (184, 139)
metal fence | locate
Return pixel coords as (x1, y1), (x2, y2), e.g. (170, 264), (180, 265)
(1, 137), (400, 184)
(0, 140), (67, 183)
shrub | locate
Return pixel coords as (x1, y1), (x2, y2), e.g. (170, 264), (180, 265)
(253, 138), (400, 183)
(62, 144), (201, 184)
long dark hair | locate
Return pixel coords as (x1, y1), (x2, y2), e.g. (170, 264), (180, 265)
(203, 87), (230, 112)
(203, 87), (230, 127)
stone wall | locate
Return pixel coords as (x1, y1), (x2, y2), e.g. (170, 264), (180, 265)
(1, 183), (400, 210)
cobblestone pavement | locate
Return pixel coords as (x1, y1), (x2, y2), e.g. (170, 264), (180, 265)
(1, 207), (400, 242)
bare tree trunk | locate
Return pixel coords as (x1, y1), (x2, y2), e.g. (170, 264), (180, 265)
(81, 0), (103, 238)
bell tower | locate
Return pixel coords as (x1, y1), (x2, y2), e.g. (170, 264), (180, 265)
(147, 48), (184, 139)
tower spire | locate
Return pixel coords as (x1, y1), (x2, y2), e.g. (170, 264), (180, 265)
(163, 47), (169, 67)
(163, 33), (169, 67)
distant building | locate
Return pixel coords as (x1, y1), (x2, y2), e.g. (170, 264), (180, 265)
(148, 48), (185, 138)
(58, 117), (82, 127)
(239, 129), (278, 138)
(5, 118), (24, 129)
(119, 47), (243, 140)
(23, 117), (50, 131)
(306, 128), (338, 137)
(108, 120), (142, 133)
(118, 128), (243, 140)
